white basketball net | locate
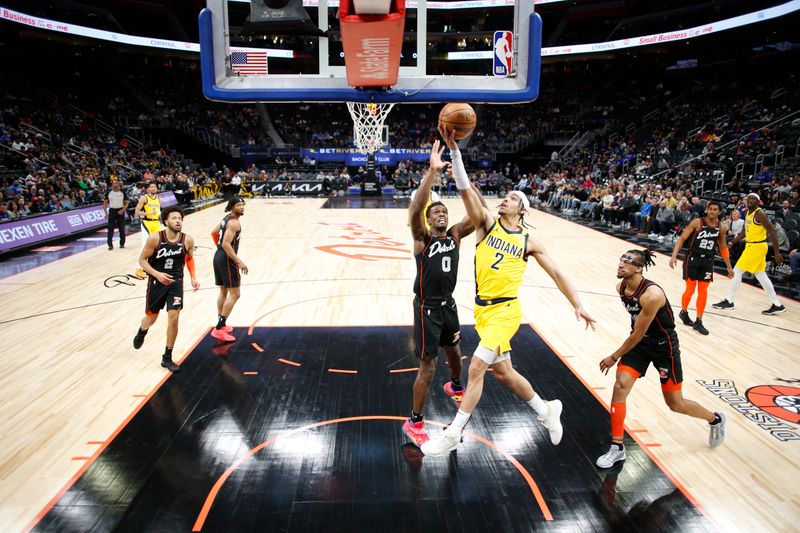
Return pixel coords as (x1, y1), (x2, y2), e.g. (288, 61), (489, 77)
(347, 102), (395, 154)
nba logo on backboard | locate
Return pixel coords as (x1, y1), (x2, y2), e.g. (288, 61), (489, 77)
(493, 31), (513, 77)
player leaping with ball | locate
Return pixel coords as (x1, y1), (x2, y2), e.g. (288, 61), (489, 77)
(422, 124), (597, 456)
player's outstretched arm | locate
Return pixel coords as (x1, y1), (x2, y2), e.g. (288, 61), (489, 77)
(528, 237), (596, 330)
(184, 235), (200, 291)
(438, 124), (490, 232)
(452, 182), (489, 240)
(600, 286), (661, 374)
(221, 219), (248, 274)
(409, 140), (447, 241)
(669, 219), (698, 269)
(718, 225), (734, 277)
(758, 210), (784, 265)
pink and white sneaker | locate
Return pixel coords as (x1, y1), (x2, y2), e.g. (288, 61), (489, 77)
(402, 419), (430, 446)
(443, 382), (465, 407)
(221, 325), (233, 334)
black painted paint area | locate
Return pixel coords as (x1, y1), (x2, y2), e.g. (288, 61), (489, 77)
(35, 326), (712, 532)
(323, 197), (411, 209)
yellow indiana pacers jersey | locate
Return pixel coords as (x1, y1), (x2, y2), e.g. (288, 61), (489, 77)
(745, 208), (767, 243)
(144, 194), (161, 220)
(475, 220), (529, 300)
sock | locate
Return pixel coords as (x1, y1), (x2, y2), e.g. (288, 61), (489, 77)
(138, 327), (148, 335)
(710, 413), (722, 425)
(696, 281), (709, 318)
(410, 411), (423, 424)
(444, 409), (471, 437)
(525, 393), (548, 417)
(726, 268), (744, 302)
(753, 271), (781, 305)
(681, 279), (697, 310)
(611, 402), (626, 442)
(216, 314), (227, 330)
(611, 441), (624, 451)
(451, 378), (463, 391)
(163, 346), (173, 360)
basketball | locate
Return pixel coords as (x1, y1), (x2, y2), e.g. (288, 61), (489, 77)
(439, 103), (477, 140)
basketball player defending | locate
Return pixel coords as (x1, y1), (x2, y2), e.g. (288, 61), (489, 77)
(403, 140), (480, 446)
(211, 197), (248, 342)
(668, 200), (734, 335)
(713, 193), (785, 315)
(596, 249), (725, 468)
(132, 206), (200, 372)
(134, 182), (163, 279)
(422, 127), (597, 456)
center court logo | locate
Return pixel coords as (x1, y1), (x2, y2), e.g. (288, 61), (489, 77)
(698, 379), (800, 442)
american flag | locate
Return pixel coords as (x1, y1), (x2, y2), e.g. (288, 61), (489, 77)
(231, 51), (268, 75)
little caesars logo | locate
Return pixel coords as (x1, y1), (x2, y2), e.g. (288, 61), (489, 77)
(697, 378), (800, 442)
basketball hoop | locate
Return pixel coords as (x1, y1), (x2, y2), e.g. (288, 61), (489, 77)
(347, 101), (394, 154)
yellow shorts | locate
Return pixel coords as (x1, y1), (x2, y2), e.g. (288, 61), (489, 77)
(473, 298), (522, 353)
(142, 219), (162, 235)
(735, 242), (768, 273)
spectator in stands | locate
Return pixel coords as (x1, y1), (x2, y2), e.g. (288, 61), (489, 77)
(788, 247), (800, 281)
(725, 209), (745, 264)
(629, 195), (653, 233)
(675, 198), (693, 227)
(16, 197), (31, 217)
(0, 203), (10, 221)
(779, 200), (794, 219)
(651, 199), (675, 241)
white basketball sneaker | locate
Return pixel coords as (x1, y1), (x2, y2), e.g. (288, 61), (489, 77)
(420, 432), (461, 456)
(538, 399), (563, 445)
(596, 445), (626, 468)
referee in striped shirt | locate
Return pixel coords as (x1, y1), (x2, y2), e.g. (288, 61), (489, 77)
(105, 180), (129, 250)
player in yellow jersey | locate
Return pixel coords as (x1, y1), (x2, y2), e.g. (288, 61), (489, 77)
(713, 193), (785, 315)
(134, 182), (163, 279)
(422, 127), (597, 457)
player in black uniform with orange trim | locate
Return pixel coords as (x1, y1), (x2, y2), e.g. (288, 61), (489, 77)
(669, 200), (733, 335)
(402, 140), (481, 447)
(132, 206), (200, 372)
(596, 249), (725, 469)
(211, 197), (248, 343)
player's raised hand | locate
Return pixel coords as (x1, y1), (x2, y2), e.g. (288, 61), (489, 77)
(575, 305), (597, 331)
(428, 140), (450, 172)
(438, 123), (458, 150)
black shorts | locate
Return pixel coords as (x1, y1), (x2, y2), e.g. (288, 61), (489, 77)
(619, 333), (683, 388)
(413, 299), (461, 358)
(146, 276), (184, 315)
(683, 255), (714, 282)
(213, 250), (240, 288)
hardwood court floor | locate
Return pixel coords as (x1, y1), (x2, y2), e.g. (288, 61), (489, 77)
(0, 198), (798, 532)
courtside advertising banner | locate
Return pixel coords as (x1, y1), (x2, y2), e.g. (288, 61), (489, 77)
(0, 192), (177, 253)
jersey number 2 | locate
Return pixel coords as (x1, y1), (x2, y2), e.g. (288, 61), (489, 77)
(490, 252), (503, 270)
(164, 258), (174, 270)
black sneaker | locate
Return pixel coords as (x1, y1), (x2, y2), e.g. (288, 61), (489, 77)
(133, 329), (147, 349)
(762, 304), (786, 315)
(693, 318), (709, 335)
(108, 244), (113, 250)
(120, 244), (125, 249)
(679, 310), (695, 327)
(712, 299), (734, 310)
(161, 357), (181, 372)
